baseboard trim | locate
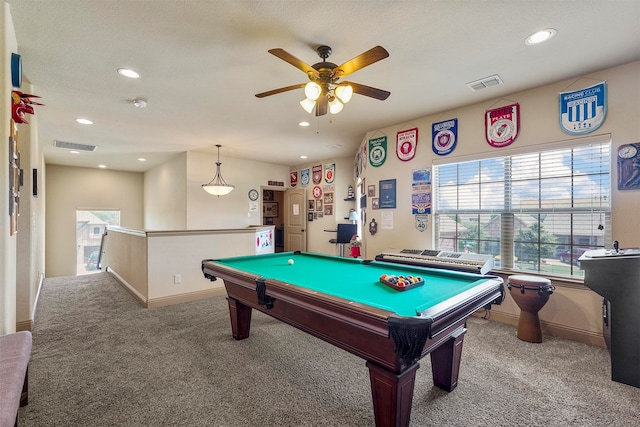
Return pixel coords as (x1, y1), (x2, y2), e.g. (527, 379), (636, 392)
(147, 288), (226, 309)
(16, 272), (45, 332)
(107, 267), (148, 308)
(475, 310), (606, 348)
(107, 268), (226, 309)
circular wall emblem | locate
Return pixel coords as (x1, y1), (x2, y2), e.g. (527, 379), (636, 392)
(369, 145), (386, 166)
(488, 120), (515, 145)
(434, 129), (455, 154)
(312, 186), (322, 199)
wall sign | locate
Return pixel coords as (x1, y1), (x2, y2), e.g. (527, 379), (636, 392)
(396, 128), (418, 161)
(379, 179), (396, 209)
(485, 103), (520, 148)
(617, 142), (640, 190)
(369, 136), (387, 167)
(432, 118), (457, 156)
(559, 81), (607, 135)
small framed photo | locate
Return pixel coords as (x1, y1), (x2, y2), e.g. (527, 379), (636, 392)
(263, 190), (274, 201)
(308, 200), (315, 211)
(263, 202), (279, 217)
(368, 185), (376, 197)
(315, 199), (323, 211)
(372, 198), (380, 209)
(323, 192), (334, 204)
(324, 205), (333, 216)
(307, 212), (314, 221)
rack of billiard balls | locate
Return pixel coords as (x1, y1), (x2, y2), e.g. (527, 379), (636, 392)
(379, 274), (424, 291)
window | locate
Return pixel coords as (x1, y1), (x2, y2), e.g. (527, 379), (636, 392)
(76, 210), (121, 275)
(433, 139), (611, 278)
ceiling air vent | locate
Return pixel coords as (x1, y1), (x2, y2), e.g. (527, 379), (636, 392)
(466, 74), (504, 92)
(54, 140), (97, 151)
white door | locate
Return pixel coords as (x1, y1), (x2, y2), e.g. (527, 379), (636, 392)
(284, 188), (306, 251)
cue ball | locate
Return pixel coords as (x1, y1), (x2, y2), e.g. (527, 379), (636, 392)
(288, 259), (294, 265)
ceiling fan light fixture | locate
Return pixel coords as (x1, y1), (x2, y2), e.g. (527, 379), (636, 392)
(335, 84), (353, 103)
(304, 82), (322, 101)
(328, 97), (343, 114)
(256, 45), (390, 116)
(202, 144), (235, 197)
(300, 98), (316, 114)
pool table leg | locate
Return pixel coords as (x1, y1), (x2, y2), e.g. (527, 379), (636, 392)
(430, 327), (465, 392)
(227, 297), (252, 340)
(366, 361), (419, 427)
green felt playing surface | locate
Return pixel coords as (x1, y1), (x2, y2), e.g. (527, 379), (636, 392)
(211, 252), (489, 317)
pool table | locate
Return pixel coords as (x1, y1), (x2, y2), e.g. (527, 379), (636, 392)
(202, 251), (504, 427)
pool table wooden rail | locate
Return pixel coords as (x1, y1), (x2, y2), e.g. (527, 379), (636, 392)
(203, 261), (400, 369)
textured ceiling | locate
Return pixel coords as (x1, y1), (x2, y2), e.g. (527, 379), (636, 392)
(7, 0), (640, 172)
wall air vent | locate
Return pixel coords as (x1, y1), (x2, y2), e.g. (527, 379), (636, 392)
(466, 74), (504, 92)
(54, 140), (97, 151)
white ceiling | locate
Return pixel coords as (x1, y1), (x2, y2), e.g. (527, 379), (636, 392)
(8, 0), (640, 172)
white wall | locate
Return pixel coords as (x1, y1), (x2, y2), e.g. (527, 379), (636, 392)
(0, 1), (18, 334)
(146, 230), (265, 302)
(359, 60), (640, 257)
(185, 150), (290, 229)
(144, 153), (187, 230)
(15, 96), (45, 330)
(289, 157), (358, 256)
(45, 165), (144, 277)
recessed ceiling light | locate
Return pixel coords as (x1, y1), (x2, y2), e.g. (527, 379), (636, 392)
(75, 118), (93, 125)
(132, 98), (147, 108)
(138, 158), (146, 162)
(525, 28), (557, 45)
(98, 164), (107, 169)
(117, 68), (140, 79)
(300, 155), (308, 159)
(299, 121), (310, 127)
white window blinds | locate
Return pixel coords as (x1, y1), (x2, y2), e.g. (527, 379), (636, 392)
(433, 140), (611, 278)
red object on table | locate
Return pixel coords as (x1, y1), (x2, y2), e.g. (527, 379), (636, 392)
(350, 246), (361, 258)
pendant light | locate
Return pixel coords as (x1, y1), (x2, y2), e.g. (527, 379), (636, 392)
(202, 144), (235, 196)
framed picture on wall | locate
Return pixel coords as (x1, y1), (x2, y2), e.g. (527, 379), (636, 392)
(263, 190), (274, 201)
(263, 202), (279, 217)
(379, 179), (396, 209)
(315, 199), (323, 211)
(308, 200), (315, 211)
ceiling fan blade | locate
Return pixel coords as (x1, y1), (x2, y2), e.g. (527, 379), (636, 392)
(316, 96), (328, 116)
(333, 46), (389, 78)
(255, 83), (305, 98)
(268, 48), (318, 77)
(345, 81), (391, 100)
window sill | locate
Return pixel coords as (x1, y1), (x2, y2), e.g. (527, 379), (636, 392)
(491, 269), (586, 289)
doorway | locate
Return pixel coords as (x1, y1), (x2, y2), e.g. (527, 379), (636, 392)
(76, 210), (120, 275)
(262, 189), (285, 252)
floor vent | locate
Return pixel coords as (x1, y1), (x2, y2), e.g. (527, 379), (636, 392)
(466, 74), (504, 92)
(54, 140), (97, 151)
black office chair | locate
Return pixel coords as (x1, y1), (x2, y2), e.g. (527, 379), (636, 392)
(335, 224), (357, 257)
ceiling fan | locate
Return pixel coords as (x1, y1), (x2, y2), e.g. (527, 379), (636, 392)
(255, 45), (390, 116)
